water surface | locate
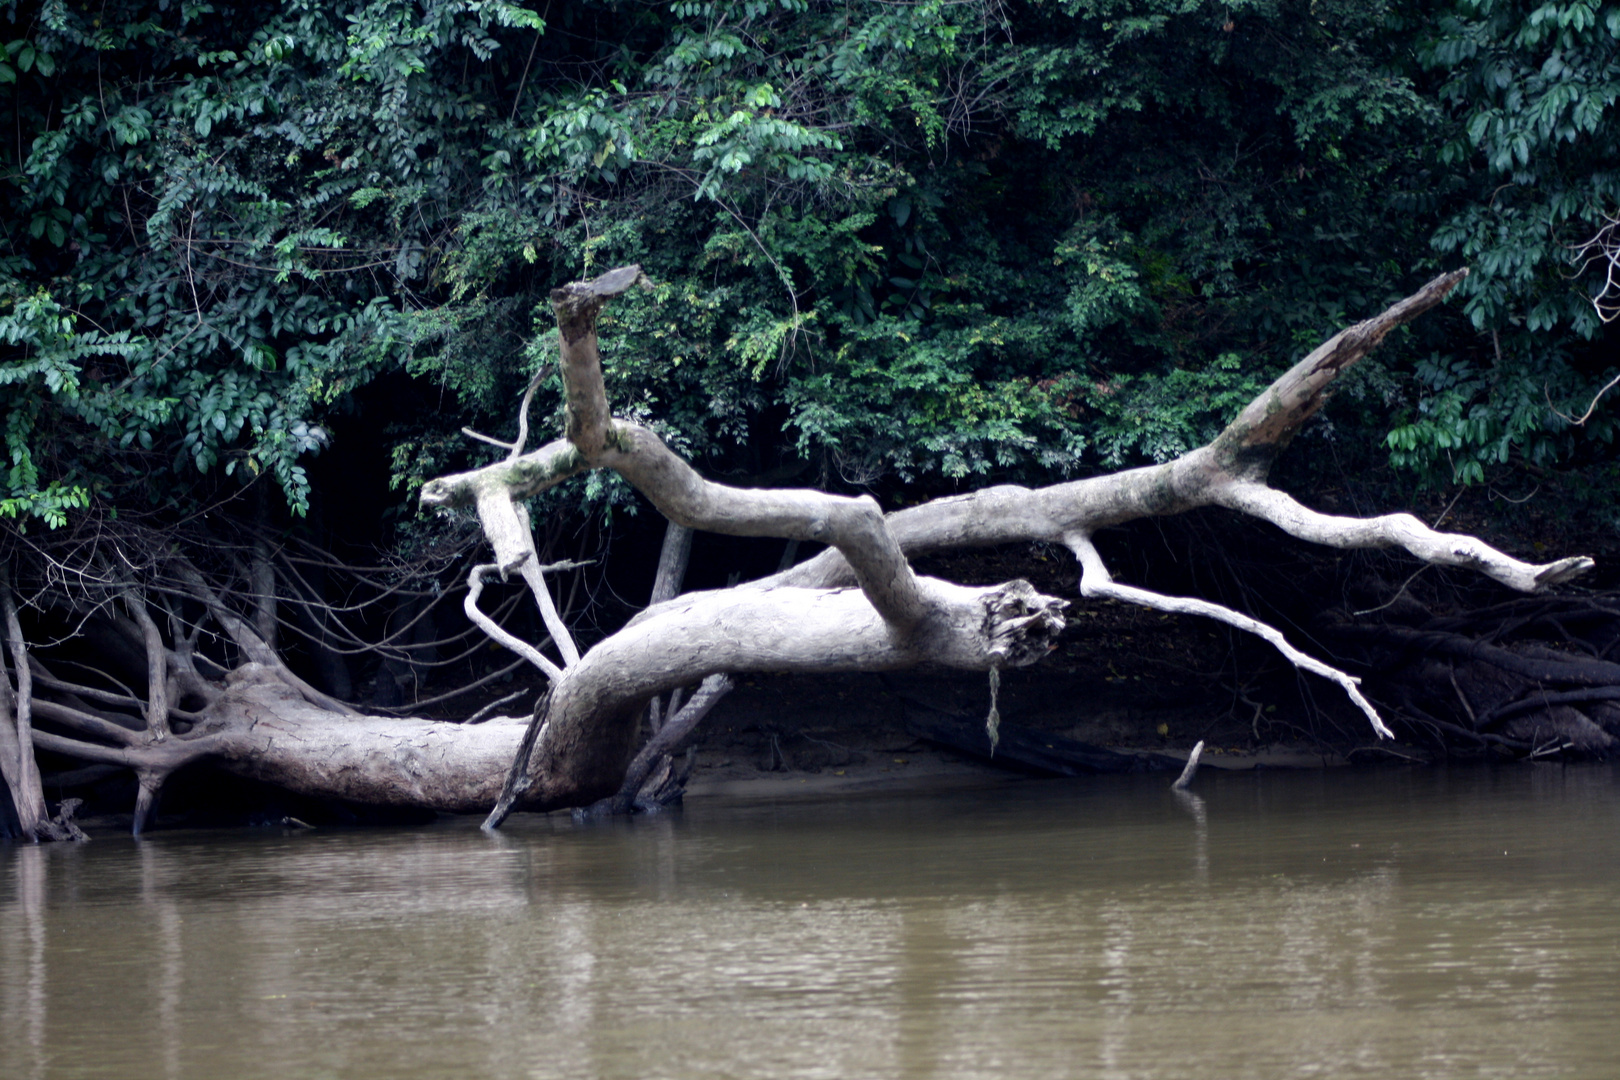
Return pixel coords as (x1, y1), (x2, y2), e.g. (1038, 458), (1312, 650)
(3, 765), (1618, 1079)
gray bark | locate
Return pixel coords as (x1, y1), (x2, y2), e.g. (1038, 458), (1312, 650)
(1, 579), (48, 839)
(650, 521), (694, 606)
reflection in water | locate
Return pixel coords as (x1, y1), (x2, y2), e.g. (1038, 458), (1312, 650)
(141, 842), (184, 1080)
(1173, 787), (1208, 884)
(1, 845), (47, 1080)
(0, 765), (1617, 1079)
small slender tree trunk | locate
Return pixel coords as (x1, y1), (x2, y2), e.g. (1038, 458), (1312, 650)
(1, 575), (50, 839)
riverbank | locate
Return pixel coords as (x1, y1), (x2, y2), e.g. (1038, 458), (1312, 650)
(683, 739), (1351, 803)
(674, 657), (1364, 807)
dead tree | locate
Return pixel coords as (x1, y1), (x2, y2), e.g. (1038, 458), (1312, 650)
(0, 266), (1596, 840)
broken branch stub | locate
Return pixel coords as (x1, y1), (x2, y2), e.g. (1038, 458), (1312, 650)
(551, 264), (649, 457)
(1209, 269), (1469, 478)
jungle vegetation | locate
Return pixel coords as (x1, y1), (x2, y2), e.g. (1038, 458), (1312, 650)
(1, 0), (1618, 837)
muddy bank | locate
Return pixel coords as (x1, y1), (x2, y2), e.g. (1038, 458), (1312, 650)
(676, 655), (1354, 807)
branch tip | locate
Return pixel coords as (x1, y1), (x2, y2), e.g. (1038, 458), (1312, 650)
(1534, 556), (1594, 588)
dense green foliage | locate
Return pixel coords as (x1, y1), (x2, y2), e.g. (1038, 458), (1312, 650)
(1, 0), (1616, 540)
(1390, 0), (1620, 483)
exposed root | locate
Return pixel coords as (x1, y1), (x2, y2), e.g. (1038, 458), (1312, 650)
(595, 673), (733, 817)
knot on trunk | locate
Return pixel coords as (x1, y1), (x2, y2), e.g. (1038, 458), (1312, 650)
(981, 580), (1068, 667)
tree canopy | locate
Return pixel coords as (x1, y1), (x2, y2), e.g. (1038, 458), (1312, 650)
(2, 0), (1617, 538)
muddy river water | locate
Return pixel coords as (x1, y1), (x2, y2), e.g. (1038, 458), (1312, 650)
(2, 764), (1618, 1079)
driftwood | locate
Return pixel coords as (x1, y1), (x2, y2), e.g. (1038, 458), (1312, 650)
(2, 265), (1602, 838)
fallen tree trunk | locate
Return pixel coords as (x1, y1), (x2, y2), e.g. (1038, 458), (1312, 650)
(33, 665), (527, 813)
(1, 266), (1598, 838)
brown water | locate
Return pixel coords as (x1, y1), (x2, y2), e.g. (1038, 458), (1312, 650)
(2, 765), (1618, 1080)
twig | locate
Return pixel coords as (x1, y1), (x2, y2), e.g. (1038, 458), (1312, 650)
(1448, 666), (1478, 726)
(1351, 563), (1429, 617)
(464, 689), (527, 725)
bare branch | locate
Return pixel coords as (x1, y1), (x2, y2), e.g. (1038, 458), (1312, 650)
(1172, 740), (1205, 791)
(1217, 483), (1592, 592)
(418, 439), (587, 574)
(27, 663), (144, 712)
(1208, 270), (1469, 473)
(482, 689), (551, 830)
(29, 728), (220, 771)
(511, 503), (580, 667)
(1573, 209), (1620, 324)
(463, 563), (564, 682)
(551, 268), (932, 632)
(250, 538), (278, 652)
(372, 656), (530, 715)
(464, 689), (528, 725)
(175, 560), (360, 715)
(650, 521), (693, 606)
(1067, 533), (1393, 739)
(772, 272), (1516, 596)
(32, 700), (146, 746)
(461, 426), (516, 451)
(1549, 370), (1620, 428)
(596, 673), (733, 816)
(508, 369), (547, 459)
